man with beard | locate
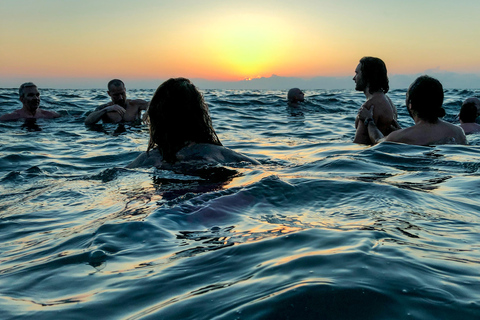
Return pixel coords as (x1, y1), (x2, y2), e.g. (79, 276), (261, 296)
(358, 75), (466, 145)
(0, 82), (60, 121)
(84, 79), (148, 125)
(353, 57), (398, 144)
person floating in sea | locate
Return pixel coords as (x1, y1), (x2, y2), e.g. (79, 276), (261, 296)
(0, 82), (61, 121)
(459, 100), (480, 134)
(461, 97), (480, 123)
(287, 88), (305, 107)
(353, 57), (398, 144)
(127, 78), (259, 168)
(84, 79), (149, 125)
(358, 75), (467, 145)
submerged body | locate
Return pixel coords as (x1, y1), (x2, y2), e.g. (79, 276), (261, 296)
(127, 143), (259, 168)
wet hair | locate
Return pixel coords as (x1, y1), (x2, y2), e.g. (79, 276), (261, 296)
(459, 102), (478, 123)
(359, 57), (389, 94)
(407, 75), (445, 123)
(147, 78), (222, 163)
(19, 82), (37, 98)
(108, 79), (125, 90)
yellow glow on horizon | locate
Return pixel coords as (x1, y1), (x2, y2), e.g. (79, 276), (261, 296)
(197, 14), (296, 80)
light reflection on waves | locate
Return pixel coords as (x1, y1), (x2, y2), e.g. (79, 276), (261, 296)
(1, 88), (480, 319)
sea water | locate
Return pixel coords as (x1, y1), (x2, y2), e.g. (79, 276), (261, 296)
(0, 87), (479, 319)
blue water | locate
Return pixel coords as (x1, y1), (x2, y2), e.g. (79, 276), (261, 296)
(1, 87), (479, 319)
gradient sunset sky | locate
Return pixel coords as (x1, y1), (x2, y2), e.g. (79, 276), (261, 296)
(1, 0), (480, 87)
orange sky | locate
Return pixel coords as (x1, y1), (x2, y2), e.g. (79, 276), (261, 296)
(1, 0), (480, 85)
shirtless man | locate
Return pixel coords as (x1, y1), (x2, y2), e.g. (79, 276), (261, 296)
(84, 79), (148, 125)
(0, 82), (60, 121)
(287, 88), (305, 107)
(358, 75), (467, 146)
(459, 101), (480, 134)
(353, 57), (397, 144)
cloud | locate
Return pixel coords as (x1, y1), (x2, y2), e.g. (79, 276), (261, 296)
(1, 72), (480, 90)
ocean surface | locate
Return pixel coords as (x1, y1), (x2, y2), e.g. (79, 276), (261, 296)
(1, 87), (479, 320)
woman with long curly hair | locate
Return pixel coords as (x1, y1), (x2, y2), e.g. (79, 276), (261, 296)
(127, 78), (258, 168)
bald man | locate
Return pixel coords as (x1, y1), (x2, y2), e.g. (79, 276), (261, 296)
(287, 88), (305, 107)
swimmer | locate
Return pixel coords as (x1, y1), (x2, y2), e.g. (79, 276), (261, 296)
(84, 79), (149, 125)
(461, 97), (480, 122)
(127, 78), (259, 168)
(358, 75), (467, 146)
(0, 82), (60, 121)
(353, 57), (398, 144)
(459, 101), (480, 134)
(287, 88), (305, 107)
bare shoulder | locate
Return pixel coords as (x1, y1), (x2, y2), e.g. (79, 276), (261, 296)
(0, 110), (22, 121)
(126, 149), (163, 168)
(370, 94), (394, 113)
(385, 127), (408, 142)
(129, 99), (148, 107)
(443, 121), (467, 144)
(177, 143), (260, 165)
(41, 109), (61, 118)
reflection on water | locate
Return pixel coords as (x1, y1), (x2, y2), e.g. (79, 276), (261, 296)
(0, 88), (479, 319)
(21, 118), (42, 131)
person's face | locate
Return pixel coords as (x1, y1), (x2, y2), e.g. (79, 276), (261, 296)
(20, 86), (40, 113)
(296, 90), (305, 102)
(353, 63), (366, 91)
(108, 85), (127, 107)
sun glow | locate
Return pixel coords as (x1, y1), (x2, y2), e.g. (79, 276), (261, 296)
(200, 14), (293, 79)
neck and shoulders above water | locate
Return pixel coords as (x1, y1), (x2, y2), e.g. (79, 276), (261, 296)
(127, 142), (260, 169)
(385, 117), (467, 146)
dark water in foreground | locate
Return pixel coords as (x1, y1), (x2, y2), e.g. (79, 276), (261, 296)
(0, 88), (479, 319)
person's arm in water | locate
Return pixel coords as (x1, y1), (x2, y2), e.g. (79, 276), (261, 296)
(84, 104), (126, 125)
(358, 105), (386, 145)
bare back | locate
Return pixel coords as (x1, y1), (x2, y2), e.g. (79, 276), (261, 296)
(386, 119), (467, 146)
(354, 92), (396, 144)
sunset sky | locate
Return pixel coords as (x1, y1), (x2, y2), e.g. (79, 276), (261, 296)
(1, 0), (480, 88)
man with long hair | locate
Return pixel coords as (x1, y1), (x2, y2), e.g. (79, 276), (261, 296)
(353, 57), (398, 144)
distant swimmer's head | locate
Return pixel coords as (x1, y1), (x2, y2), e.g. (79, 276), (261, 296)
(107, 79), (127, 107)
(406, 75), (445, 123)
(462, 97), (480, 117)
(147, 78), (222, 163)
(459, 102), (478, 123)
(19, 82), (40, 112)
(287, 88), (305, 106)
(354, 57), (389, 94)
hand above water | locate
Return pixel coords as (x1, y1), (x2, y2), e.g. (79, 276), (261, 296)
(358, 104), (374, 122)
(106, 104), (126, 116)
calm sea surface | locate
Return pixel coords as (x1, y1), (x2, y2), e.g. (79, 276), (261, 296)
(0, 87), (479, 319)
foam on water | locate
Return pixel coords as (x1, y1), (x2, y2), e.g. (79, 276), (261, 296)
(0, 88), (479, 319)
